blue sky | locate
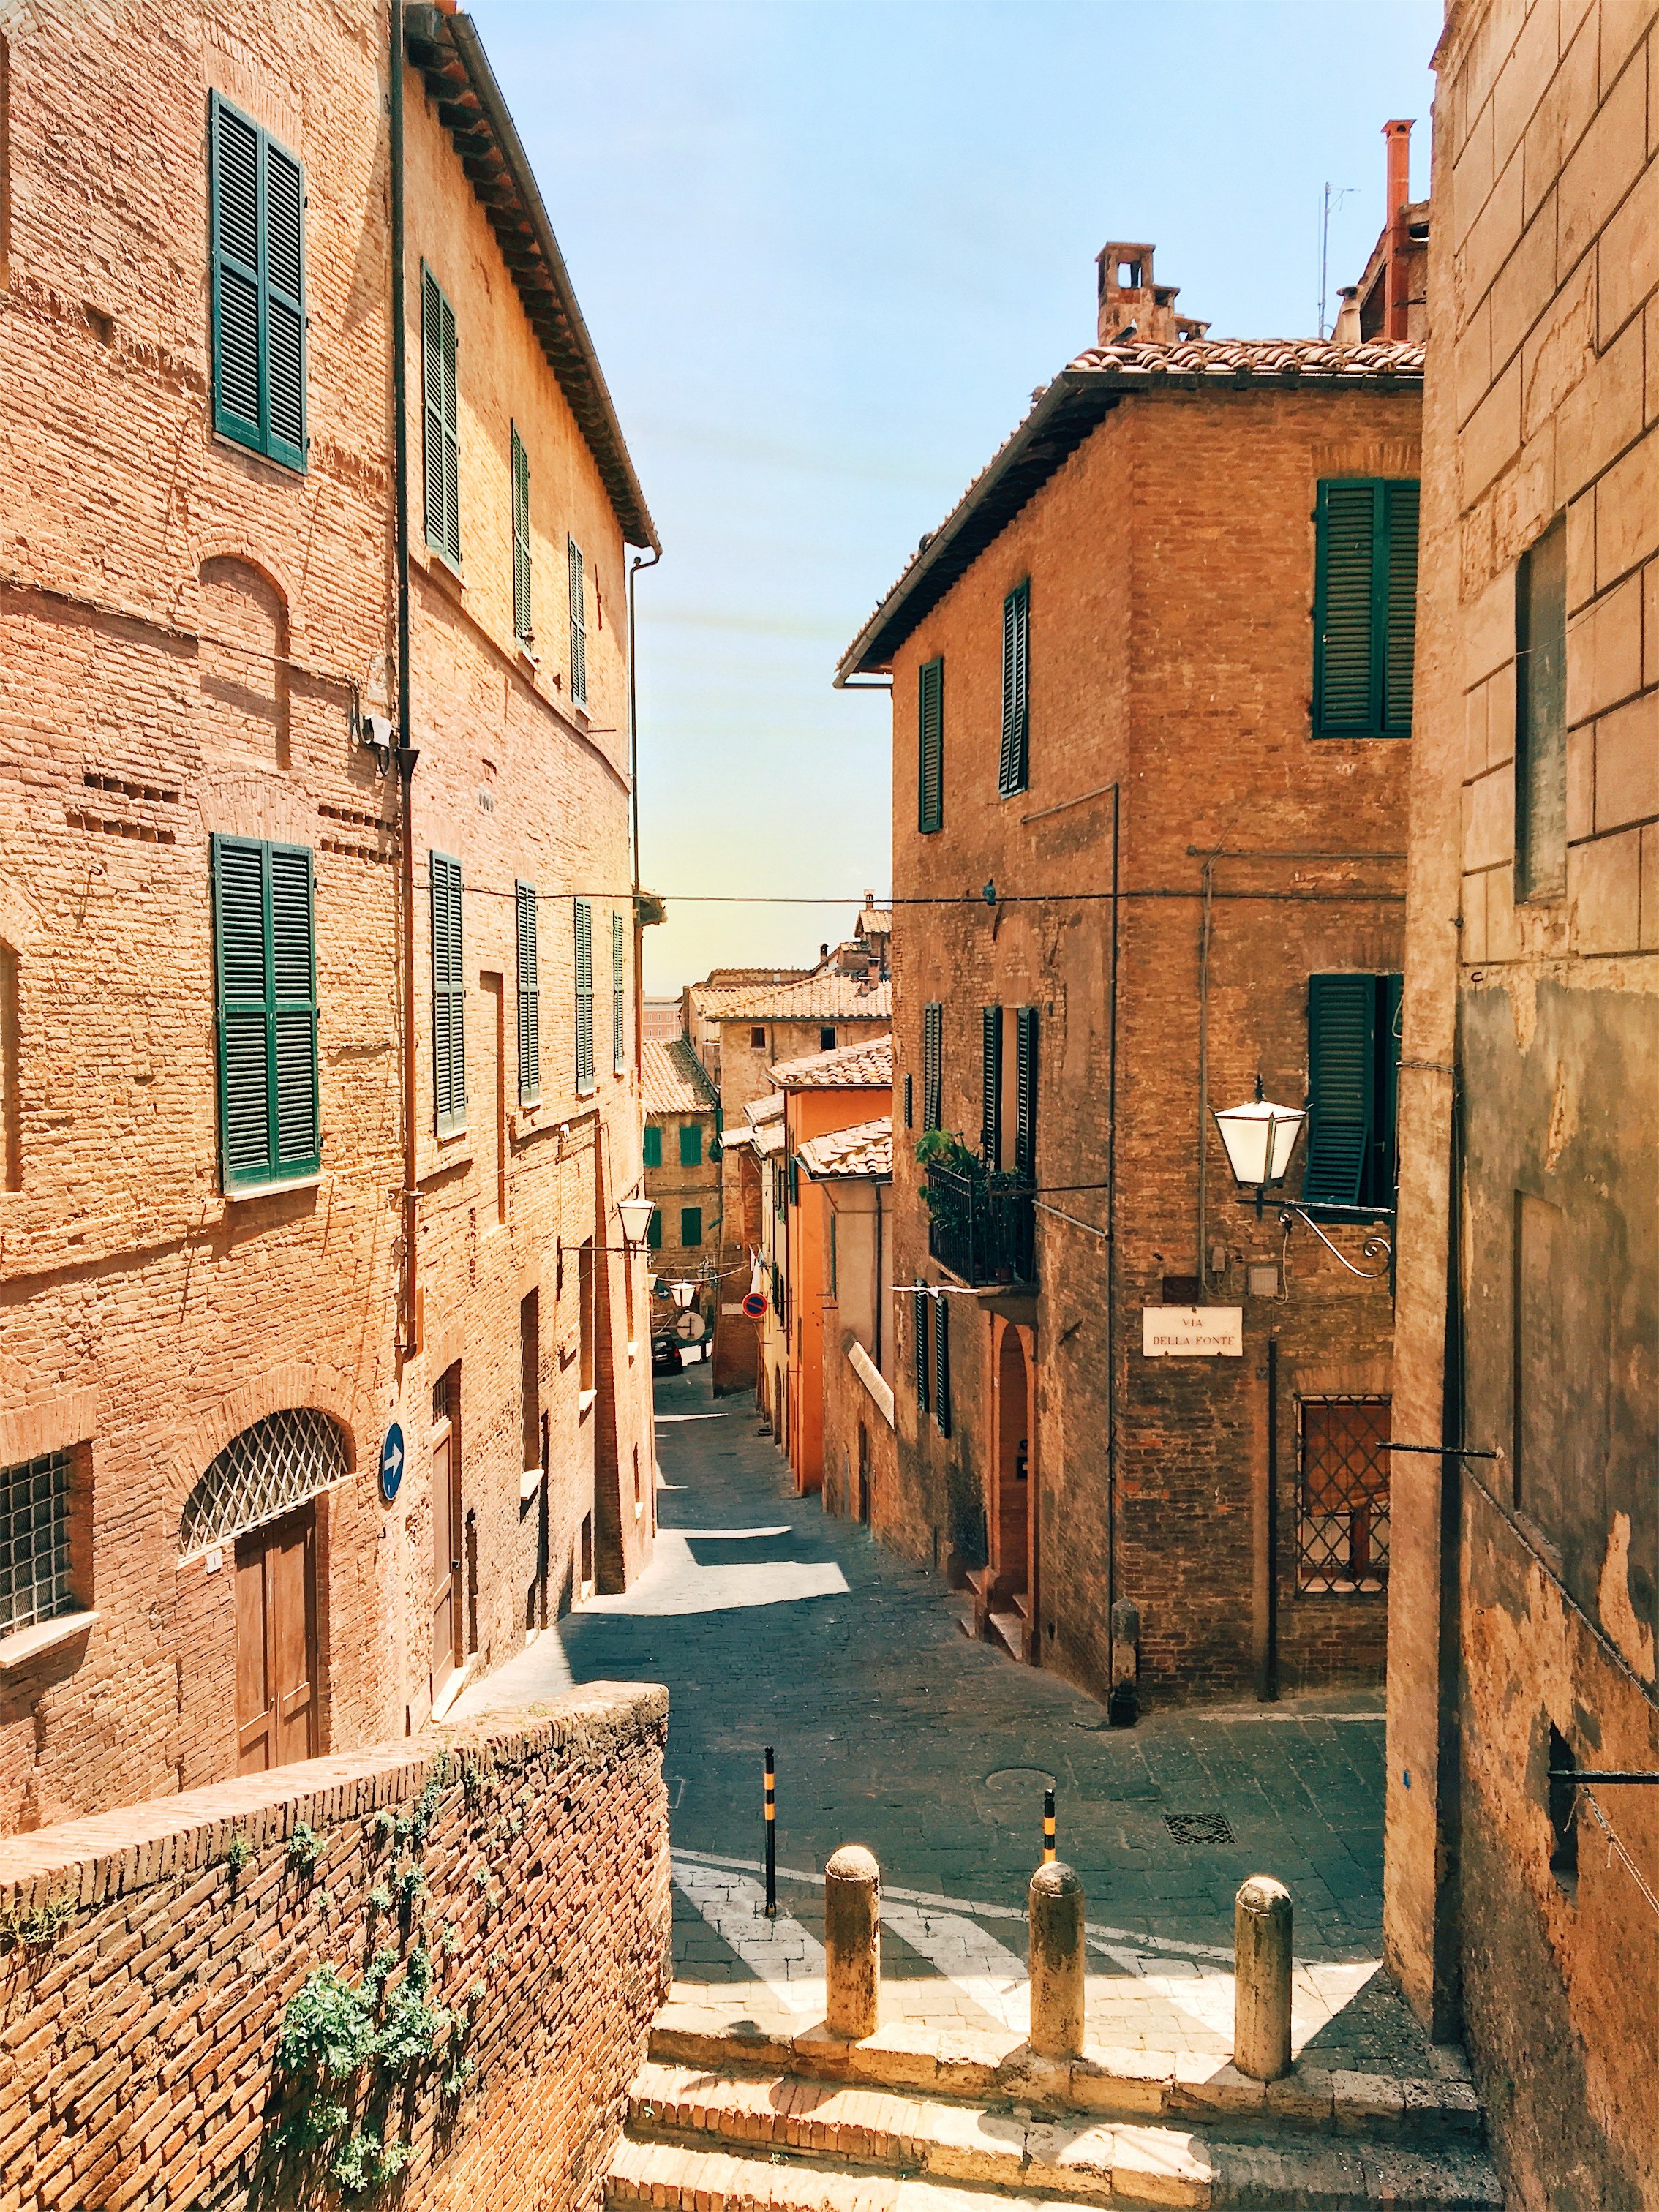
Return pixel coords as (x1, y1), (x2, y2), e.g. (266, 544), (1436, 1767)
(470, 0), (1441, 993)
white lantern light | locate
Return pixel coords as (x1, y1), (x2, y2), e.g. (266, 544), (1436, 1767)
(1213, 1094), (1306, 1192)
(669, 1279), (697, 1312)
(617, 1194), (658, 1245)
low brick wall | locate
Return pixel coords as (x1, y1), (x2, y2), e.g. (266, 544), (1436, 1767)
(0, 1680), (669, 2212)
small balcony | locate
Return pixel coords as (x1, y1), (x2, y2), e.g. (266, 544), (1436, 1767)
(924, 1164), (1037, 1287)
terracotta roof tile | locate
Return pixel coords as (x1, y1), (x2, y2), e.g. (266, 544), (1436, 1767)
(770, 1035), (893, 1090)
(798, 1116), (893, 1181)
(641, 1039), (718, 1117)
(704, 975), (893, 1023)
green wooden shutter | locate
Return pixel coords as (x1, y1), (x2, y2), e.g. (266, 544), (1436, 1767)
(681, 1206), (703, 1247)
(998, 582), (1029, 797)
(568, 538), (587, 705)
(932, 1293), (952, 1436)
(679, 1122), (702, 1167)
(422, 267), (459, 564)
(1014, 1007), (1038, 1176)
(432, 853), (466, 1133)
(511, 426), (532, 641)
(573, 898), (595, 1093)
(1382, 481), (1419, 737)
(1375, 972), (1404, 1204)
(1303, 975), (1375, 1205)
(516, 881), (539, 1105)
(212, 835), (317, 1189)
(642, 1124), (663, 1168)
(917, 657), (944, 833)
(787, 1153), (800, 1205)
(980, 1005), (1003, 1166)
(903, 1072), (913, 1129)
(922, 1003), (943, 1132)
(647, 1206), (662, 1250)
(612, 911), (627, 1074)
(209, 94), (306, 472)
(914, 1289), (930, 1415)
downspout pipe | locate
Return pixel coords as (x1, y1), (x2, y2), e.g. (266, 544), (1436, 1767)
(391, 0), (421, 1360)
(627, 548), (661, 1073)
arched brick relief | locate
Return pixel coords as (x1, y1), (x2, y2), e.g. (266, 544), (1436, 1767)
(198, 554), (292, 769)
(166, 1362), (360, 1523)
(1284, 1356), (1392, 1400)
(193, 768), (317, 848)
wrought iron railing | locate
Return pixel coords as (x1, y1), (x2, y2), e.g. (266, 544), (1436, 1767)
(925, 1165), (1036, 1287)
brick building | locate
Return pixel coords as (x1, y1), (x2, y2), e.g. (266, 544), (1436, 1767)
(0, 0), (657, 1833)
(805, 1117), (898, 1539)
(838, 238), (1422, 1706)
(641, 1036), (719, 1350)
(1387, 1), (1659, 2200)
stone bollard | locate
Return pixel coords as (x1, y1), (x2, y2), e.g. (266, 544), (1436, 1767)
(1028, 1860), (1086, 2059)
(824, 1844), (881, 2040)
(1233, 1875), (1293, 2080)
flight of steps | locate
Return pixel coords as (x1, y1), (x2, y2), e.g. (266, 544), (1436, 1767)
(606, 2017), (1504, 2212)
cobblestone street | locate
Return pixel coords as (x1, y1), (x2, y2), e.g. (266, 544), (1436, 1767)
(492, 1366), (1445, 2078)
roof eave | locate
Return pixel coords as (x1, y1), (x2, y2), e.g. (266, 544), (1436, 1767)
(408, 9), (661, 553)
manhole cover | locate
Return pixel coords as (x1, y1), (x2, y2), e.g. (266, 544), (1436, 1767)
(1163, 1813), (1234, 1845)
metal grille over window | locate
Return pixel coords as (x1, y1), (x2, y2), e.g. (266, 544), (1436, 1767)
(1298, 1396), (1390, 1591)
(180, 1409), (347, 1556)
(0, 1451), (73, 1635)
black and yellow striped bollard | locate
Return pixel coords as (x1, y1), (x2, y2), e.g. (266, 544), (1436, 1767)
(764, 1746), (777, 1918)
(1042, 1786), (1057, 1865)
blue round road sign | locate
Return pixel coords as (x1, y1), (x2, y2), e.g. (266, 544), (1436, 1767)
(742, 1290), (767, 1320)
(379, 1422), (406, 1505)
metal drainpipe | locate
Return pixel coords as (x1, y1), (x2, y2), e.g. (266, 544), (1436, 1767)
(391, 0), (421, 1359)
(1105, 784), (1121, 1623)
(1196, 855), (1215, 1282)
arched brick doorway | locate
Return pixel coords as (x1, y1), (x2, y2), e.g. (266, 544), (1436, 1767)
(990, 1322), (1036, 1659)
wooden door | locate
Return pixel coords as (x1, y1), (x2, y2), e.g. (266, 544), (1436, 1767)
(431, 1407), (462, 1701)
(235, 1505), (317, 1774)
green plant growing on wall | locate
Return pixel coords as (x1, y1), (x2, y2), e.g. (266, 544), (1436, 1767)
(367, 1882), (392, 1916)
(0, 1896), (76, 1952)
(223, 1835), (254, 1882)
(276, 1966), (378, 2082)
(287, 1821), (322, 1873)
(371, 1810), (396, 1848)
(328, 2128), (411, 2195)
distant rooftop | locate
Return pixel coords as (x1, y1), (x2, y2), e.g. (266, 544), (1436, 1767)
(770, 1035), (893, 1091)
(799, 1116), (893, 1182)
(642, 1039), (718, 1118)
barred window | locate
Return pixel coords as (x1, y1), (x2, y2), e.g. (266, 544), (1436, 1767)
(1298, 1396), (1389, 1592)
(180, 1408), (347, 1556)
(0, 1451), (75, 1635)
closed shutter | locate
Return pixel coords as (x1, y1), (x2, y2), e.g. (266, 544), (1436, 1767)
(568, 538), (587, 705)
(1014, 1007), (1038, 1176)
(914, 1290), (930, 1416)
(681, 1207), (703, 1247)
(612, 911), (627, 1073)
(511, 426), (532, 640)
(1303, 976), (1375, 1205)
(980, 1005), (1003, 1166)
(917, 657), (944, 833)
(209, 94), (306, 472)
(922, 1003), (943, 1132)
(422, 267), (460, 564)
(932, 1294), (952, 1437)
(431, 854), (467, 1132)
(787, 1154), (800, 1205)
(903, 1072), (914, 1129)
(679, 1122), (701, 1167)
(1313, 479), (1419, 738)
(642, 1124), (663, 1168)
(573, 898), (595, 1094)
(647, 1206), (662, 1250)
(998, 582), (1029, 797)
(515, 881), (539, 1105)
(213, 835), (318, 1189)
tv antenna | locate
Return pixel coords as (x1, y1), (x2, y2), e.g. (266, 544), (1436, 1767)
(1317, 183), (1355, 339)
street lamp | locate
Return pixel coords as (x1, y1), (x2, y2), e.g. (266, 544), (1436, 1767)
(1213, 1080), (1392, 1280)
(669, 1278), (697, 1312)
(617, 1193), (657, 1246)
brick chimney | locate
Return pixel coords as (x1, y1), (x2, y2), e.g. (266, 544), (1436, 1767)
(1382, 118), (1414, 340)
(1094, 242), (1209, 347)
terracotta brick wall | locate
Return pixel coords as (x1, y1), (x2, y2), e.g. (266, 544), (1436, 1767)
(0, 1681), (669, 2212)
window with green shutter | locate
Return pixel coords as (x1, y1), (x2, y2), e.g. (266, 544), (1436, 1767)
(515, 881), (539, 1106)
(431, 853), (466, 1133)
(1303, 974), (1402, 1211)
(612, 911), (627, 1073)
(980, 1004), (1003, 1166)
(932, 1293), (952, 1436)
(211, 835), (319, 1189)
(1014, 1007), (1038, 1176)
(787, 1153), (800, 1205)
(646, 1205), (662, 1250)
(680, 1206), (703, 1248)
(209, 93), (306, 472)
(914, 1289), (930, 1415)
(421, 266), (460, 566)
(918, 657), (944, 833)
(573, 898), (595, 1094)
(568, 538), (587, 705)
(511, 425), (531, 642)
(998, 582), (1030, 797)
(922, 1002), (943, 1132)
(679, 1122), (701, 1167)
(643, 1124), (663, 1168)
(1312, 480), (1418, 738)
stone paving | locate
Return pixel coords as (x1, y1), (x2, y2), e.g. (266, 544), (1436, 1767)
(465, 1363), (1448, 2077)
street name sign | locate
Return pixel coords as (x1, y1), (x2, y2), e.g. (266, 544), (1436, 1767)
(1142, 1306), (1244, 1358)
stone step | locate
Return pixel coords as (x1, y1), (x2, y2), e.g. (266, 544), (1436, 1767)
(987, 1612), (1028, 1660)
(616, 2063), (1503, 2212)
(647, 2012), (1483, 2148)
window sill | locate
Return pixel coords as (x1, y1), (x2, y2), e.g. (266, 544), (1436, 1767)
(424, 544), (465, 591)
(429, 1661), (473, 1722)
(577, 1388), (598, 1415)
(1296, 1579), (1386, 1598)
(0, 1611), (97, 1671)
(626, 1339), (639, 1361)
(225, 1172), (324, 1204)
(520, 1466), (544, 1502)
(211, 429), (306, 481)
